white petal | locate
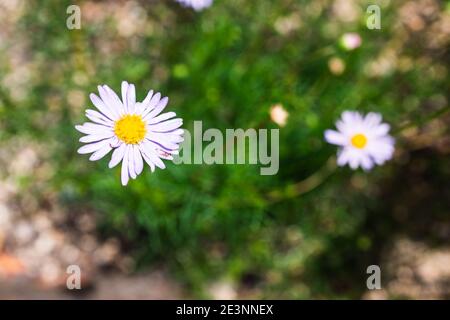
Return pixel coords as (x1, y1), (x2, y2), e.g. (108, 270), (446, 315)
(109, 143), (126, 168)
(75, 124), (97, 135)
(148, 118), (183, 132)
(157, 149), (174, 160)
(342, 111), (362, 125)
(134, 102), (144, 115)
(349, 156), (360, 170)
(79, 131), (114, 143)
(371, 123), (390, 137)
(141, 90), (154, 109)
(337, 148), (350, 167)
(140, 146), (156, 172)
(133, 145), (144, 175)
(143, 96), (168, 120)
(336, 120), (352, 136)
(367, 139), (395, 164)
(126, 145), (136, 179)
(127, 83), (136, 114)
(337, 148), (365, 170)
(148, 92), (162, 109)
(85, 109), (114, 126)
(103, 84), (125, 116)
(98, 86), (120, 120)
(141, 141), (166, 169)
(364, 112), (382, 128)
(121, 146), (130, 186)
(89, 93), (116, 121)
(77, 122), (112, 133)
(141, 93), (162, 118)
(146, 131), (184, 146)
(324, 129), (347, 146)
(348, 150), (367, 170)
(167, 128), (184, 136)
(77, 139), (110, 154)
(150, 152), (166, 169)
(89, 144), (112, 161)
(146, 135), (180, 151)
(147, 112), (176, 125)
(361, 155), (374, 171)
(121, 81), (129, 113)
(76, 122), (112, 134)
(160, 133), (184, 143)
(109, 136), (121, 148)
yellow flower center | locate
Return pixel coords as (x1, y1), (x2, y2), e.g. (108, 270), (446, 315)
(351, 133), (367, 149)
(114, 115), (146, 144)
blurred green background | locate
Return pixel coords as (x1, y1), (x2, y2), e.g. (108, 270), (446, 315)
(0, 0), (449, 299)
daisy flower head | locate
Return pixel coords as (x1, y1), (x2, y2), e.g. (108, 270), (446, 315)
(324, 111), (395, 171)
(76, 81), (184, 186)
(175, 0), (213, 11)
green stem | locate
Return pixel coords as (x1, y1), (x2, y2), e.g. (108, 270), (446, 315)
(268, 156), (337, 203)
(267, 105), (450, 204)
(393, 105), (450, 134)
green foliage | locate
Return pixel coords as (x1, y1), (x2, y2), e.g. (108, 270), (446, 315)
(1, 0), (448, 298)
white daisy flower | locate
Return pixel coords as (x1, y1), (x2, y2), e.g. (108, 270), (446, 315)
(75, 81), (184, 186)
(324, 111), (395, 170)
(175, 0), (213, 11)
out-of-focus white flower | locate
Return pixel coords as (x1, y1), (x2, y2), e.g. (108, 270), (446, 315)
(270, 104), (289, 127)
(274, 13), (302, 35)
(208, 281), (237, 300)
(175, 0), (213, 11)
(325, 111), (395, 170)
(76, 81), (183, 186)
(340, 32), (362, 51)
(332, 0), (361, 23)
(328, 57), (345, 75)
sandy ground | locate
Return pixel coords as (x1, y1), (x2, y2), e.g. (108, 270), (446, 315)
(0, 138), (184, 299)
